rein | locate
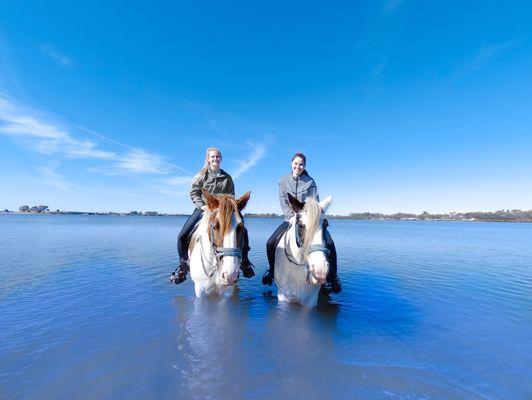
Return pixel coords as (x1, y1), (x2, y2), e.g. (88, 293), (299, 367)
(283, 213), (330, 284)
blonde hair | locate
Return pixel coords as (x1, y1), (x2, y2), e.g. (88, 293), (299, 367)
(193, 147), (222, 183)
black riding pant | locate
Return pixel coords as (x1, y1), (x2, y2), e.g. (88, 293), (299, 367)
(177, 208), (250, 262)
(265, 219), (338, 282)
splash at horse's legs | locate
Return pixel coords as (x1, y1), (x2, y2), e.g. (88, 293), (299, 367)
(194, 282), (203, 298)
(277, 292), (288, 303)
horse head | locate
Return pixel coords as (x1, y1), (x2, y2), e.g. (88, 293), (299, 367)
(287, 193), (333, 285)
(202, 189), (251, 286)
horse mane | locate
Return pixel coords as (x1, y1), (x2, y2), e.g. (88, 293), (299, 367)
(302, 197), (322, 246)
(215, 195), (240, 238)
(189, 195), (241, 252)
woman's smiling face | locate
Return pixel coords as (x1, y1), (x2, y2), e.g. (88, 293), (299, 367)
(291, 156), (305, 177)
(208, 150), (222, 169)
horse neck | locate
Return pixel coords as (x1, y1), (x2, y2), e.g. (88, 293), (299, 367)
(194, 210), (213, 241)
(285, 217), (304, 264)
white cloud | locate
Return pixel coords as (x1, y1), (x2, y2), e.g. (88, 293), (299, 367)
(0, 95), (117, 160)
(0, 94), (183, 176)
(164, 176), (193, 186)
(113, 149), (170, 174)
(38, 44), (73, 67)
(38, 164), (70, 191)
(232, 142), (266, 179)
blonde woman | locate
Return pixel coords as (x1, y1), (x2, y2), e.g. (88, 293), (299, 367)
(171, 147), (255, 284)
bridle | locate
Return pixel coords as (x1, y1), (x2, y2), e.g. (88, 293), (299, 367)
(196, 211), (243, 278)
(283, 212), (330, 284)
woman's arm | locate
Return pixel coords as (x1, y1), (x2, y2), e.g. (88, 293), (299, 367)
(227, 176), (235, 196)
(278, 177), (292, 219)
(190, 175), (206, 209)
(308, 180), (320, 202)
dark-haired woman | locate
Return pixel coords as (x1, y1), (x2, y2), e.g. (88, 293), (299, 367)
(171, 147), (255, 284)
(262, 153), (341, 293)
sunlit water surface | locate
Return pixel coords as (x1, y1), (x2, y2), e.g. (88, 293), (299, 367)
(1, 215), (531, 399)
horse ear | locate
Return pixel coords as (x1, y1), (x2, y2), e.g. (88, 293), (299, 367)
(202, 188), (219, 210)
(319, 195), (333, 213)
(287, 193), (304, 213)
(236, 191), (251, 211)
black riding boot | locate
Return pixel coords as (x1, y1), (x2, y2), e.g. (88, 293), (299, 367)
(262, 269), (274, 285)
(170, 260), (190, 284)
(323, 225), (342, 294)
(240, 258), (255, 278)
(238, 226), (255, 278)
(172, 208), (203, 285)
(263, 221), (290, 286)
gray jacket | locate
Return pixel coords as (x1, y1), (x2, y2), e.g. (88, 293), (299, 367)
(278, 171), (319, 220)
(190, 169), (235, 209)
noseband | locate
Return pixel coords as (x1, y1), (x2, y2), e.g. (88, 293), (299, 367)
(284, 212), (330, 283)
(196, 214), (243, 278)
(209, 223), (243, 259)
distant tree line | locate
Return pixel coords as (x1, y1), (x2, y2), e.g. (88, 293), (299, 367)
(18, 205), (49, 213)
(329, 209), (532, 222)
(11, 205), (532, 222)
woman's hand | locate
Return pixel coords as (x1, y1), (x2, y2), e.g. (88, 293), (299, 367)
(201, 205), (208, 212)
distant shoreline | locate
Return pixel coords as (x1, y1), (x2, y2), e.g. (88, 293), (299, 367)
(2, 210), (532, 223)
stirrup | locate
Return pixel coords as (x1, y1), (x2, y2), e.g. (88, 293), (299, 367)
(170, 261), (189, 285)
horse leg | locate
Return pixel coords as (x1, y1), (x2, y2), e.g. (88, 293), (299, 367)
(194, 282), (203, 298)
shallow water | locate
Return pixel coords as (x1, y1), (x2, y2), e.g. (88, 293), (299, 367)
(1, 215), (531, 399)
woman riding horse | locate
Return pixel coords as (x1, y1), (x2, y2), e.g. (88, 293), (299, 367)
(171, 147), (255, 284)
(262, 153), (341, 294)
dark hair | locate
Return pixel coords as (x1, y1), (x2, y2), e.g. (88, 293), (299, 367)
(291, 152), (306, 165)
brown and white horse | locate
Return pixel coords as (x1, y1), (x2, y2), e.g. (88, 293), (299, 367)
(189, 189), (250, 297)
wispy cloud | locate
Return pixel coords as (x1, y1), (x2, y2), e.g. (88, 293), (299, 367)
(208, 119), (227, 134)
(38, 44), (73, 67)
(0, 94), (189, 176)
(73, 124), (193, 175)
(38, 164), (70, 191)
(454, 38), (525, 78)
(232, 142), (266, 179)
(0, 95), (116, 160)
(153, 177), (193, 197)
(113, 149), (171, 174)
(164, 176), (193, 186)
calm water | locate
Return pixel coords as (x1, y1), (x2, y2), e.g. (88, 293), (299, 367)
(1, 215), (531, 399)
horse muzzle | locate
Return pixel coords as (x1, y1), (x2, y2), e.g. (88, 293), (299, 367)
(308, 264), (328, 285)
(219, 270), (238, 286)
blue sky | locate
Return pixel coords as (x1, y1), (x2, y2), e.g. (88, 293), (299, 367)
(1, 1), (531, 214)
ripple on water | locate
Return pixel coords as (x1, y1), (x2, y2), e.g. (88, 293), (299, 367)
(1, 215), (531, 398)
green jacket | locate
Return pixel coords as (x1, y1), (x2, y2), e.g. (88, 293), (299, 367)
(190, 169), (235, 209)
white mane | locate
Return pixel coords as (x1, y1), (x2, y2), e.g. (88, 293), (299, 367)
(301, 197), (323, 247)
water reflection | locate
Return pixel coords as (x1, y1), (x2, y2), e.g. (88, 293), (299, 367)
(2, 216), (532, 398)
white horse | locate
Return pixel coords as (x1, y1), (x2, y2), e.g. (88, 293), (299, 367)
(189, 189), (250, 298)
(274, 193), (333, 307)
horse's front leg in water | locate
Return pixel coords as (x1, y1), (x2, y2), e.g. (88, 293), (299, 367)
(194, 282), (203, 298)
